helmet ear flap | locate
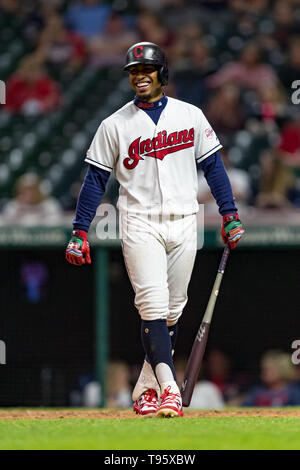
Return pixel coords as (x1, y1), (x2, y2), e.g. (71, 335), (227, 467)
(158, 65), (168, 86)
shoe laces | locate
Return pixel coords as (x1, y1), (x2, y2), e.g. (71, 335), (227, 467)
(160, 385), (180, 401)
(143, 388), (157, 403)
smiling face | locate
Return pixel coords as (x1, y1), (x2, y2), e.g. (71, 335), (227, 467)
(128, 63), (163, 102)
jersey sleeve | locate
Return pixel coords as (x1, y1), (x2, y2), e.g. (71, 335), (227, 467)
(84, 120), (118, 172)
(194, 109), (223, 165)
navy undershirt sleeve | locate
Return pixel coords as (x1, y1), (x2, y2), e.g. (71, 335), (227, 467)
(198, 151), (237, 215)
(73, 164), (110, 232)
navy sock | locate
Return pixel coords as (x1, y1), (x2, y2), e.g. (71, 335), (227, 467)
(145, 322), (178, 363)
(168, 323), (178, 352)
(141, 319), (176, 381)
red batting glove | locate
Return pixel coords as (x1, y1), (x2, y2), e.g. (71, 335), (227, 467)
(66, 230), (91, 266)
(221, 213), (245, 249)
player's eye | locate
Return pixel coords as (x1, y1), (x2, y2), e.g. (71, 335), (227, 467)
(129, 67), (156, 75)
(144, 67), (156, 73)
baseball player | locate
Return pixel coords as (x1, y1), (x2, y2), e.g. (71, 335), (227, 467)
(66, 42), (244, 417)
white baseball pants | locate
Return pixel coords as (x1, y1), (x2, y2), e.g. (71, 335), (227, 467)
(120, 212), (197, 324)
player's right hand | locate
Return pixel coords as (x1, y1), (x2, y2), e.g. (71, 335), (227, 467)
(66, 230), (91, 266)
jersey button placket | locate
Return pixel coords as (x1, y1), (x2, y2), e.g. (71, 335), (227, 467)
(153, 123), (163, 215)
(156, 116), (168, 215)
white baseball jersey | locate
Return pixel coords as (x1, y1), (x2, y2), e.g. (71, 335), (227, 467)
(85, 96), (222, 216)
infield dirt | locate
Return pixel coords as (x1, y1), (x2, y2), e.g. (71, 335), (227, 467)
(0, 408), (300, 420)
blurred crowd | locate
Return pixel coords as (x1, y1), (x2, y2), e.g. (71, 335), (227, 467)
(75, 348), (300, 409)
(0, 0), (300, 220)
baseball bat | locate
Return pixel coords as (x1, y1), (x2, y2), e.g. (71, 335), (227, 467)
(180, 244), (231, 407)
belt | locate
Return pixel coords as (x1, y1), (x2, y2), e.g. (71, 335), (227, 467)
(147, 214), (185, 223)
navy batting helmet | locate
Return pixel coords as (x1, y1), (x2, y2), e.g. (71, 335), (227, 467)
(124, 42), (168, 86)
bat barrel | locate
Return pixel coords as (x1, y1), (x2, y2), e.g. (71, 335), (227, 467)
(180, 245), (231, 407)
(181, 322), (210, 407)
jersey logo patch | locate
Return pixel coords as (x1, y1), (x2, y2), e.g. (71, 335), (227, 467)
(205, 128), (214, 140)
(123, 128), (194, 169)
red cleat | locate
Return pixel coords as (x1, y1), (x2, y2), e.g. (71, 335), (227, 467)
(133, 389), (159, 417)
(156, 386), (183, 417)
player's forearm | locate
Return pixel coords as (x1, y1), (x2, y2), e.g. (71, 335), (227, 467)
(199, 151), (237, 215)
(72, 164), (110, 232)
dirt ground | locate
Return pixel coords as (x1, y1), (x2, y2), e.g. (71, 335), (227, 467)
(0, 408), (300, 420)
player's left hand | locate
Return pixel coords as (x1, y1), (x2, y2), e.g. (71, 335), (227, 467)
(221, 213), (245, 249)
(66, 230), (91, 266)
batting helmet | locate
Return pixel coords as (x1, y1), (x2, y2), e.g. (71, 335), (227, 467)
(124, 42), (168, 86)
